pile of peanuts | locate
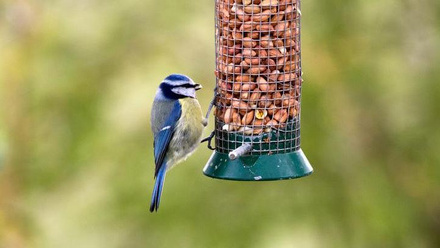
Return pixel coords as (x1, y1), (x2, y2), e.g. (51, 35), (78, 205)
(215, 0), (302, 135)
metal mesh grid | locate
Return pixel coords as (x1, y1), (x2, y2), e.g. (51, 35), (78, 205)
(214, 0), (303, 155)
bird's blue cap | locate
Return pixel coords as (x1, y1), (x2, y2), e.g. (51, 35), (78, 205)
(164, 74), (191, 83)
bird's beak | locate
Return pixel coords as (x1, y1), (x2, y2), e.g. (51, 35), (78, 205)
(195, 84), (202, 91)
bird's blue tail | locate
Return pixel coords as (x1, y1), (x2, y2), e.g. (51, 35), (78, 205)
(150, 166), (167, 212)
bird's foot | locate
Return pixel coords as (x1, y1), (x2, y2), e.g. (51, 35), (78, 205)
(201, 131), (215, 150)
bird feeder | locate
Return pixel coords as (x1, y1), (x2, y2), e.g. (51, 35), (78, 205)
(203, 0), (313, 181)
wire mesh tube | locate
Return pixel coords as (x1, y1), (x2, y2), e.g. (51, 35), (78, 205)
(203, 0), (312, 181)
(214, 0), (302, 155)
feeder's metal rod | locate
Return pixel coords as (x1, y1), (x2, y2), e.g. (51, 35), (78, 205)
(229, 143), (252, 160)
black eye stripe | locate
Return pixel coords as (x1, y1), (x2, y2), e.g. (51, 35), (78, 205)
(172, 83), (196, 88)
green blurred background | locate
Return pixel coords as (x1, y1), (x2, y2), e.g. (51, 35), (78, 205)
(1, 0), (439, 247)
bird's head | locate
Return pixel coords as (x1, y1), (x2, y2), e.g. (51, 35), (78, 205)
(157, 74), (202, 100)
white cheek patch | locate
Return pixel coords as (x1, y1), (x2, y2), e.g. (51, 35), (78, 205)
(171, 87), (196, 98)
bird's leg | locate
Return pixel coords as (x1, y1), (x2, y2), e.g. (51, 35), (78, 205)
(201, 87), (217, 150)
(203, 86), (217, 126)
(201, 130), (215, 150)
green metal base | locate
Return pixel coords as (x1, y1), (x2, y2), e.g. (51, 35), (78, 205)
(203, 149), (313, 181)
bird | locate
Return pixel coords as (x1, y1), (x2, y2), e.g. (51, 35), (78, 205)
(150, 74), (206, 212)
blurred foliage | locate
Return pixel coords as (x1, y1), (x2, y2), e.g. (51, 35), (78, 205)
(1, 0), (440, 247)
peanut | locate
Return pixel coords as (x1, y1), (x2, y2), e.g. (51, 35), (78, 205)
(244, 57), (261, 65)
(258, 94), (272, 108)
(224, 108), (235, 124)
(236, 75), (251, 82)
(274, 109), (288, 123)
(242, 49), (257, 57)
(257, 76), (269, 91)
(242, 111), (255, 125)
(261, 0), (279, 8)
(243, 37), (257, 48)
(244, 5), (261, 14)
(252, 9), (272, 22)
(250, 91), (261, 102)
(266, 119), (279, 127)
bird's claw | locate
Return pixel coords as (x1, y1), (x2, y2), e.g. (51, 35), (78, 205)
(201, 131), (215, 150)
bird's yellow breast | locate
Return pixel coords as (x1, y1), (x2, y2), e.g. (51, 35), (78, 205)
(178, 98), (204, 126)
(165, 98), (204, 167)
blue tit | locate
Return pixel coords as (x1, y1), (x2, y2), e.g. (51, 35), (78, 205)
(150, 74), (206, 212)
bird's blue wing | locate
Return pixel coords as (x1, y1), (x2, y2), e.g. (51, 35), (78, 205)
(153, 100), (182, 177)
